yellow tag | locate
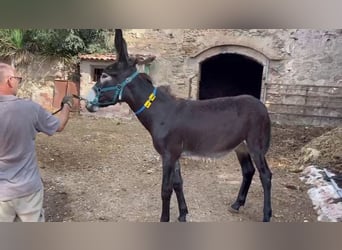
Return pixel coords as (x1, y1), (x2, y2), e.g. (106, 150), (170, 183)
(144, 100), (152, 108)
(149, 93), (156, 101)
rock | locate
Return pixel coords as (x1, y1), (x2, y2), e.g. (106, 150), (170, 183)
(289, 166), (304, 173)
(99, 216), (107, 221)
(284, 184), (298, 190)
(146, 169), (154, 174)
(302, 148), (321, 163)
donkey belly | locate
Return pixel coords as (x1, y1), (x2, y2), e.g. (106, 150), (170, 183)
(182, 148), (235, 159)
(182, 127), (246, 158)
(171, 100), (251, 158)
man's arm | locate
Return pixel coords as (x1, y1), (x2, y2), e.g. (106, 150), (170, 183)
(56, 104), (71, 132)
(56, 95), (73, 132)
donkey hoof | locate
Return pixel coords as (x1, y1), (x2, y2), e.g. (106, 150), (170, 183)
(229, 203), (240, 213)
(178, 215), (187, 222)
(160, 216), (170, 222)
(263, 217), (271, 222)
(262, 210), (272, 222)
(263, 214), (272, 222)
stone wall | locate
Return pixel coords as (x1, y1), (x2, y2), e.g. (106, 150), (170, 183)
(15, 57), (66, 112)
(264, 30), (342, 126)
(122, 29), (342, 126)
(124, 29), (287, 96)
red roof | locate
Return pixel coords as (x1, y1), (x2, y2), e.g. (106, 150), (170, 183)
(79, 53), (156, 64)
(79, 53), (116, 61)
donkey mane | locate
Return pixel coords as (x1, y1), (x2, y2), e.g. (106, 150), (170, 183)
(157, 85), (180, 101)
(139, 73), (180, 101)
(139, 73), (153, 85)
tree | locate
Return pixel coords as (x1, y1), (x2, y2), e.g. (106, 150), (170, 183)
(24, 29), (112, 58)
(75, 29), (112, 54)
(0, 29), (113, 66)
(0, 29), (33, 66)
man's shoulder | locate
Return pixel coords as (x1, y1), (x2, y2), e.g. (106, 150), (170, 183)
(17, 97), (42, 108)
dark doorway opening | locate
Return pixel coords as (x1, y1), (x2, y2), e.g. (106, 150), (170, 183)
(199, 53), (263, 100)
(93, 68), (104, 82)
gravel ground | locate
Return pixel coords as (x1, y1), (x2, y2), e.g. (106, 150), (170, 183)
(35, 115), (334, 222)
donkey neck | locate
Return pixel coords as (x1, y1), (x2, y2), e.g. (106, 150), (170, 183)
(122, 75), (154, 110)
(123, 76), (176, 130)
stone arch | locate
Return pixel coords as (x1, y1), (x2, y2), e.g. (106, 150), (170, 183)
(186, 45), (271, 102)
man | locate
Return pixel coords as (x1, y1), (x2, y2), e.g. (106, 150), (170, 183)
(0, 62), (73, 222)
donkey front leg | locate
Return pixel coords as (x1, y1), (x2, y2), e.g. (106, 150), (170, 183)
(173, 161), (188, 222)
(160, 155), (175, 222)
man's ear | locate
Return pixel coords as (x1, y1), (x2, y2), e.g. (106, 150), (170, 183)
(6, 77), (14, 88)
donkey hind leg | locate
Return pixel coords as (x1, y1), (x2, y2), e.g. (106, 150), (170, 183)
(248, 150), (272, 222)
(173, 161), (188, 222)
(160, 155), (176, 222)
(231, 143), (256, 212)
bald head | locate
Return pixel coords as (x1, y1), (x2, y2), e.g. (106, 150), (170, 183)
(0, 63), (15, 84)
(0, 62), (22, 96)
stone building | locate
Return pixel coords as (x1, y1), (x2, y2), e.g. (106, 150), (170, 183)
(13, 57), (80, 113)
(116, 29), (341, 126)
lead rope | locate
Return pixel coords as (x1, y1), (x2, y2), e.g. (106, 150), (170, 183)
(51, 106), (64, 115)
(51, 94), (87, 115)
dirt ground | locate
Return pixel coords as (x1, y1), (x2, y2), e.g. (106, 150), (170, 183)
(35, 115), (335, 222)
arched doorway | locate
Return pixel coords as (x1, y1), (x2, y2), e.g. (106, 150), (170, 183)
(199, 53), (263, 100)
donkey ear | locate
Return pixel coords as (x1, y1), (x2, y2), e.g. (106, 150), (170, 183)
(115, 29), (129, 64)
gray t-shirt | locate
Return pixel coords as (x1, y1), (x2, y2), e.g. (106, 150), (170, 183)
(0, 95), (60, 201)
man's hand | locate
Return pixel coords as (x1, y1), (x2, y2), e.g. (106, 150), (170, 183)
(61, 95), (74, 108)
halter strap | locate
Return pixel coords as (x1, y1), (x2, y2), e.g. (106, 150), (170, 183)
(90, 71), (139, 106)
(135, 87), (157, 116)
(118, 71), (140, 101)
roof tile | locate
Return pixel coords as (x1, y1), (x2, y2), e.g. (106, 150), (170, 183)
(79, 53), (156, 64)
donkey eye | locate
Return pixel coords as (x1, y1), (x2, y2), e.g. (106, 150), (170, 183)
(101, 73), (110, 79)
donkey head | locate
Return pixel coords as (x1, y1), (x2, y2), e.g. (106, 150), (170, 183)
(86, 29), (139, 112)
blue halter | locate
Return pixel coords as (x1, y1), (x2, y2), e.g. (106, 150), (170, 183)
(90, 71), (139, 106)
(134, 87), (157, 116)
